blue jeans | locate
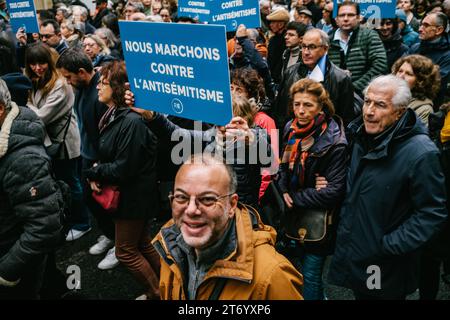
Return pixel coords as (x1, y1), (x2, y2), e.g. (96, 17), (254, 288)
(300, 253), (326, 300)
(53, 157), (90, 231)
(282, 240), (326, 300)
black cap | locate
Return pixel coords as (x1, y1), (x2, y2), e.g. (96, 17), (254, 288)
(1, 72), (32, 106)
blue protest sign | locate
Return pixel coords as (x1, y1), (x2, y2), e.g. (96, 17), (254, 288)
(6, 0), (39, 33)
(119, 21), (233, 126)
(210, 0), (261, 31)
(332, 0), (396, 19)
(177, 0), (211, 23)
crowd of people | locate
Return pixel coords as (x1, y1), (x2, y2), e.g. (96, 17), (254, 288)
(0, 0), (450, 300)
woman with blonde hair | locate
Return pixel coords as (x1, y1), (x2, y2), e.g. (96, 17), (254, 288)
(392, 54), (441, 126)
(276, 78), (348, 300)
(82, 34), (115, 68)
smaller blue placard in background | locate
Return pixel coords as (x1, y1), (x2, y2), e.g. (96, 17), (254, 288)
(332, 0), (396, 19)
(209, 0), (261, 32)
(6, 0), (39, 33)
(177, 0), (211, 23)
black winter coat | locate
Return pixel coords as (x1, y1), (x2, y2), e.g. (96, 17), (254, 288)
(0, 105), (63, 281)
(148, 114), (272, 208)
(85, 107), (159, 220)
(328, 109), (448, 298)
(73, 72), (108, 161)
(381, 30), (409, 71)
(268, 31), (287, 85)
(277, 116), (348, 255)
(411, 35), (450, 108)
(275, 57), (356, 129)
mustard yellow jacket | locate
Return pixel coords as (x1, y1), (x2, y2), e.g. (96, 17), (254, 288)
(152, 205), (304, 300)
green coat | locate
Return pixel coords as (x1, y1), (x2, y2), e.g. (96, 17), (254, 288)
(328, 27), (388, 93)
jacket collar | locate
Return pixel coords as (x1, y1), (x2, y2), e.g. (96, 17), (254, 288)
(0, 102), (20, 159)
(153, 205), (272, 284)
(355, 108), (424, 160)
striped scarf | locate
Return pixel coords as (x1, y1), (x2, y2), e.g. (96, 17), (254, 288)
(281, 114), (328, 190)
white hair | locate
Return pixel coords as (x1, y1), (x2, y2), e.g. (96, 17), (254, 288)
(305, 28), (330, 47)
(71, 5), (88, 19)
(443, 0), (450, 10)
(363, 75), (411, 110)
(0, 79), (12, 112)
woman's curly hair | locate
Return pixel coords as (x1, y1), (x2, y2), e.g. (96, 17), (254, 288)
(392, 54), (441, 100)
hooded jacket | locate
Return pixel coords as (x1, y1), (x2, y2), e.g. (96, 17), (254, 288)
(0, 104), (63, 281)
(152, 205), (304, 300)
(328, 109), (448, 298)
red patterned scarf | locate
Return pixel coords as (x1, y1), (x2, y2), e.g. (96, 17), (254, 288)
(281, 114), (328, 190)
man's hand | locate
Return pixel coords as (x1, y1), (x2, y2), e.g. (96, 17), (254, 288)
(225, 116), (255, 144)
(283, 193), (294, 209)
(0, 275), (20, 287)
(124, 82), (135, 107)
(16, 27), (27, 46)
(123, 83), (155, 121)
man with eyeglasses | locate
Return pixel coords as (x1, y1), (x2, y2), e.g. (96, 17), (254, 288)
(328, 1), (387, 95)
(275, 28), (355, 130)
(411, 12), (449, 108)
(16, 19), (68, 58)
(39, 19), (68, 55)
(316, 1), (336, 35)
(151, 153), (304, 300)
(281, 22), (307, 79)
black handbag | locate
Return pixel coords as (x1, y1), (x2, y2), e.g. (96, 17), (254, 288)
(261, 181), (333, 245)
(46, 112), (71, 158)
(284, 207), (333, 245)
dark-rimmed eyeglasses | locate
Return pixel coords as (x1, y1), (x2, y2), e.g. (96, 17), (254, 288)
(168, 192), (234, 209)
(301, 44), (324, 51)
(40, 33), (55, 39)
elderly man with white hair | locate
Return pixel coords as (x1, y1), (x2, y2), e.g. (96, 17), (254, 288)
(327, 75), (448, 300)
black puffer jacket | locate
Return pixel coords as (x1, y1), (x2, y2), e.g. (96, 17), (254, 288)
(148, 114), (272, 208)
(0, 104), (63, 281)
(84, 107), (159, 220)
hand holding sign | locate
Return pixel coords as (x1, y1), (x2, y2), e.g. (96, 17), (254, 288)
(16, 27), (27, 45)
(225, 116), (255, 145)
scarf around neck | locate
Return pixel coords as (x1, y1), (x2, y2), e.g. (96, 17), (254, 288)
(281, 114), (328, 190)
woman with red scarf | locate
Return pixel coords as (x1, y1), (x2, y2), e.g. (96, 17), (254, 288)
(276, 79), (348, 300)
